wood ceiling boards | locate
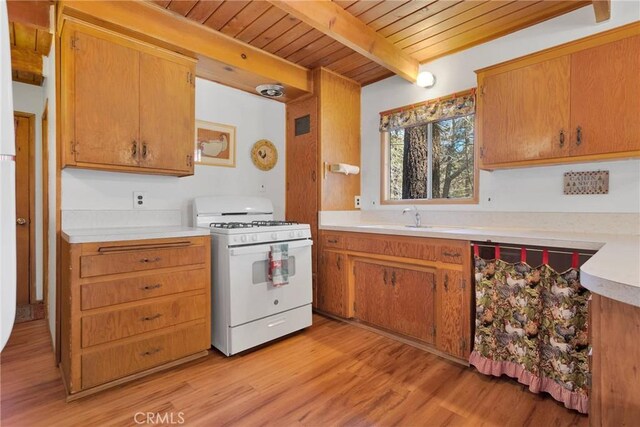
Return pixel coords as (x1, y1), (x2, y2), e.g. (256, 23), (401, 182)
(152, 0), (591, 87)
(8, 0), (53, 86)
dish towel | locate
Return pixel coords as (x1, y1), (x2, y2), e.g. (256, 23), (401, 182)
(268, 244), (289, 287)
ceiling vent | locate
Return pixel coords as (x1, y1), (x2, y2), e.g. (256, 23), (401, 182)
(256, 84), (285, 98)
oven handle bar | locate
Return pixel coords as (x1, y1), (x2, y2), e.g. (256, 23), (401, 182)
(229, 239), (313, 256)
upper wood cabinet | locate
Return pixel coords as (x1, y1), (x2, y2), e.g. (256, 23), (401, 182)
(480, 57), (570, 165)
(60, 21), (196, 176)
(477, 23), (640, 169)
(569, 35), (640, 157)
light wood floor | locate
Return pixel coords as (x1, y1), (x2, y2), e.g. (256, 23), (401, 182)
(1, 315), (588, 426)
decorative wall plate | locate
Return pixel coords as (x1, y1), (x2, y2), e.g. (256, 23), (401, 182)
(251, 139), (278, 171)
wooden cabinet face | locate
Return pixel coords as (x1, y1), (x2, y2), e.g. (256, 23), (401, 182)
(391, 267), (435, 344)
(481, 56), (570, 165)
(139, 53), (194, 172)
(73, 31), (140, 167)
(569, 35), (640, 157)
(354, 260), (436, 343)
(436, 269), (469, 358)
(318, 251), (347, 317)
(354, 261), (392, 329)
(286, 97), (318, 275)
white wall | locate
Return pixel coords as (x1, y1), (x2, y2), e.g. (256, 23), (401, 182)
(361, 1), (640, 213)
(61, 78), (286, 222)
(12, 81), (45, 300)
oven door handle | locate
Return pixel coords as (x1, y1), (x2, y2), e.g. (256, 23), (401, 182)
(229, 239), (313, 256)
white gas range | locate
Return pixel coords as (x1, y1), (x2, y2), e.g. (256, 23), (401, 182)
(194, 196), (313, 356)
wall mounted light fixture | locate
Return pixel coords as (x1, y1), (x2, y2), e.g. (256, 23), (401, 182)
(416, 71), (436, 88)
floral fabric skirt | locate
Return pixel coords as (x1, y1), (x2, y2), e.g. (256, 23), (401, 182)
(470, 257), (590, 413)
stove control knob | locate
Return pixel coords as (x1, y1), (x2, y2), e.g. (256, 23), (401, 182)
(271, 232), (278, 240)
(289, 231), (295, 238)
(241, 235), (247, 242)
(252, 235), (258, 241)
(297, 231), (303, 237)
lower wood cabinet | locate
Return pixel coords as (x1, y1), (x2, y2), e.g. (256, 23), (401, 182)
(353, 261), (393, 332)
(317, 230), (471, 362)
(318, 250), (348, 317)
(354, 260), (436, 344)
(436, 269), (470, 358)
(60, 235), (211, 399)
(589, 294), (640, 425)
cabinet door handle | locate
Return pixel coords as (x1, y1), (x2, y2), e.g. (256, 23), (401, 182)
(141, 347), (163, 357)
(444, 273), (449, 291)
(327, 239), (338, 244)
(311, 170), (316, 182)
(576, 126), (582, 145)
(383, 270), (388, 285)
(559, 129), (565, 147)
(142, 313), (162, 322)
(140, 257), (161, 263)
(336, 256), (341, 271)
(141, 284), (162, 291)
(391, 271), (396, 287)
(442, 250), (460, 258)
(142, 142), (148, 159)
(131, 140), (138, 158)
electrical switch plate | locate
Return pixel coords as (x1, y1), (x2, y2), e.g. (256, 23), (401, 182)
(133, 191), (146, 209)
(354, 196), (361, 209)
(259, 183), (266, 193)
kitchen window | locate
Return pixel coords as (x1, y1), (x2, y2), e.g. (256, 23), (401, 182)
(380, 89), (478, 204)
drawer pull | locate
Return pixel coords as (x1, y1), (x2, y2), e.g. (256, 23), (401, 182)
(442, 251), (461, 258)
(327, 239), (339, 244)
(141, 284), (162, 291)
(142, 313), (163, 322)
(140, 257), (161, 263)
(141, 347), (163, 357)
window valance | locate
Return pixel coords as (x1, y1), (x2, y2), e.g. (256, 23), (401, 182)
(379, 88), (476, 132)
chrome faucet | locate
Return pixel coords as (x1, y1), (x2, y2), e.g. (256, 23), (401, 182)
(402, 206), (421, 227)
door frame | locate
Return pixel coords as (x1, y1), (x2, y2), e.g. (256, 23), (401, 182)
(42, 101), (49, 315)
(14, 111), (37, 305)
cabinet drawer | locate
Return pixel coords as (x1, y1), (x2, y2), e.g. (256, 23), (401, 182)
(439, 243), (468, 265)
(321, 233), (345, 249)
(80, 245), (206, 278)
(81, 322), (208, 389)
(81, 293), (208, 347)
(346, 235), (437, 261)
(81, 268), (208, 310)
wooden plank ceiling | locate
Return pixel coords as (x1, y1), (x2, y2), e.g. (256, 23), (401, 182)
(152, 0), (590, 86)
(9, 21), (53, 86)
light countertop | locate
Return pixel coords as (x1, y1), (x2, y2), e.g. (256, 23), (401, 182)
(62, 225), (210, 244)
(319, 222), (640, 308)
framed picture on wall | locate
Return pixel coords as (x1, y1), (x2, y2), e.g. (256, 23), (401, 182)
(195, 120), (236, 167)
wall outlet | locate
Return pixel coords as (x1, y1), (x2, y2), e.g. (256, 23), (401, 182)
(259, 183), (266, 193)
(133, 191), (146, 209)
(354, 196), (361, 209)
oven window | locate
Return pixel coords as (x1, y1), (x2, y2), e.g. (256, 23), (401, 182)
(252, 257), (296, 284)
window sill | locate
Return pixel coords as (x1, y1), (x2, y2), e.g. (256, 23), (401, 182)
(380, 196), (479, 206)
